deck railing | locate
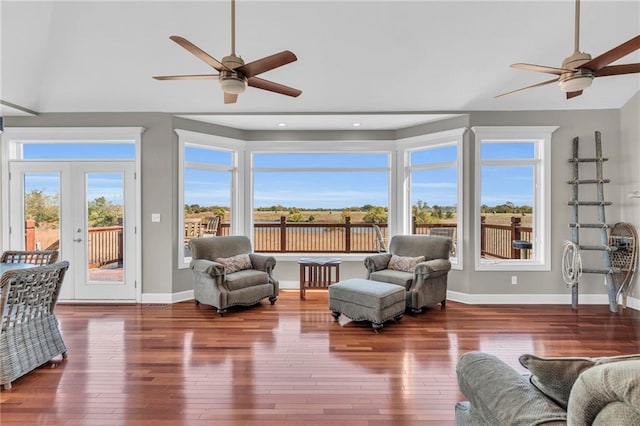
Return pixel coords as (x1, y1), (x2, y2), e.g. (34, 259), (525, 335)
(25, 215), (532, 263)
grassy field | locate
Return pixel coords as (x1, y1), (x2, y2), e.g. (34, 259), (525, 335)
(187, 210), (531, 226)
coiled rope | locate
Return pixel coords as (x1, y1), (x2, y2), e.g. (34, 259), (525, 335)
(562, 241), (582, 286)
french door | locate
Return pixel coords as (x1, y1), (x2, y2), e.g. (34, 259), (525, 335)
(9, 161), (136, 301)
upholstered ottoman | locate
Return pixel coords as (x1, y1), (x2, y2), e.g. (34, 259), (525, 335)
(328, 278), (406, 332)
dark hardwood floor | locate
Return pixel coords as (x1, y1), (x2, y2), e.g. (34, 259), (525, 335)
(2, 290), (640, 425)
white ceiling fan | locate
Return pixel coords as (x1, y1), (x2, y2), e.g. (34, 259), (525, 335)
(497, 0), (640, 99)
(153, 0), (301, 104)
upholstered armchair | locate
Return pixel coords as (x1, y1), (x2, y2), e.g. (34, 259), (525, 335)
(189, 236), (279, 316)
(364, 235), (452, 313)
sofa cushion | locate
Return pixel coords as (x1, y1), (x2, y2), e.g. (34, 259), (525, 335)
(387, 255), (424, 272)
(568, 360), (640, 426)
(215, 253), (253, 274)
(519, 353), (640, 410)
(457, 352), (567, 425)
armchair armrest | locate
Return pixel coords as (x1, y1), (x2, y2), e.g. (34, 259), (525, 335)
(190, 259), (225, 277)
(249, 254), (276, 274)
(414, 258), (451, 277)
(364, 253), (392, 274)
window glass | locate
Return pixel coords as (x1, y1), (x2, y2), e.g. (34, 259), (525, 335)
(481, 142), (535, 160)
(409, 144), (460, 261)
(185, 146), (233, 165)
(252, 153), (389, 253)
(410, 145), (457, 165)
(22, 143), (135, 159)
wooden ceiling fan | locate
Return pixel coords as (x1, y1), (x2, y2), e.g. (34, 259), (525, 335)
(497, 0), (640, 99)
(153, 0), (301, 104)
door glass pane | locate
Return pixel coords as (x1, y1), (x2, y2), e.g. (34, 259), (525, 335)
(24, 173), (61, 252)
(86, 173), (125, 282)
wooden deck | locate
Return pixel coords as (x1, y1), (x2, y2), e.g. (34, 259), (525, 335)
(1, 291), (639, 425)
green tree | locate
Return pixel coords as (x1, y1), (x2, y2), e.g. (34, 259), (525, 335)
(88, 197), (122, 227)
(24, 189), (59, 225)
(362, 206), (387, 223)
(287, 208), (304, 222)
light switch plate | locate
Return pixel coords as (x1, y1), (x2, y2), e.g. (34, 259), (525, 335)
(151, 213), (161, 222)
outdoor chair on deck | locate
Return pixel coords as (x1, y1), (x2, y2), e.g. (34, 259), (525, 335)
(1, 250), (58, 265)
(189, 236), (279, 316)
(364, 235), (452, 314)
(0, 261), (70, 390)
(202, 216), (221, 236)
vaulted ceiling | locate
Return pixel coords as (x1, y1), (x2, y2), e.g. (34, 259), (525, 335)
(2, 1), (639, 129)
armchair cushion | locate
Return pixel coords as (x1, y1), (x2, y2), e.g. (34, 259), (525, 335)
(215, 253), (252, 274)
(388, 255), (425, 272)
(369, 269), (413, 290)
(519, 353), (640, 410)
(225, 270), (270, 291)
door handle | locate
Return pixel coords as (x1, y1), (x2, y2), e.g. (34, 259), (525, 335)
(73, 238), (83, 242)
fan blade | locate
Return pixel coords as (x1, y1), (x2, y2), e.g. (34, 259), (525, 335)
(495, 78), (559, 98)
(153, 74), (219, 80)
(581, 35), (640, 71)
(566, 90), (583, 99)
(224, 93), (238, 104)
(594, 63), (640, 77)
(236, 51), (298, 78)
(248, 77), (302, 97)
(511, 63), (574, 75)
(169, 35), (230, 72)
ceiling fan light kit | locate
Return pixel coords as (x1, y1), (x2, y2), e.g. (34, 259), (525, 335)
(559, 70), (594, 92)
(497, 0), (640, 99)
(153, 0), (301, 104)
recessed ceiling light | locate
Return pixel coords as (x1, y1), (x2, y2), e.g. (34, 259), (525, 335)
(277, 122), (287, 127)
(352, 122), (361, 127)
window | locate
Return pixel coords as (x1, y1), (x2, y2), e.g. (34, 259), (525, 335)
(401, 128), (464, 269)
(472, 126), (557, 271)
(177, 130), (239, 268)
(251, 152), (390, 253)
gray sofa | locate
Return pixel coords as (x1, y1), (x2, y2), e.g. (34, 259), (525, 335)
(455, 351), (640, 425)
(189, 236), (279, 316)
(364, 235), (452, 313)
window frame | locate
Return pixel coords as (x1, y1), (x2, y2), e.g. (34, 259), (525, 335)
(176, 129), (242, 269)
(472, 126), (557, 272)
(397, 128), (465, 270)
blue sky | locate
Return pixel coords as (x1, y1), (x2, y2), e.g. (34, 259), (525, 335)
(22, 142), (534, 209)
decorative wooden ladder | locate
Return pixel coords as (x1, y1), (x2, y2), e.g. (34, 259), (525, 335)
(568, 131), (619, 312)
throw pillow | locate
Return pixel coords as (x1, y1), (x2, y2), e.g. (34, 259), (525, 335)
(387, 255), (425, 272)
(214, 253), (252, 274)
(519, 354), (594, 409)
(519, 353), (640, 409)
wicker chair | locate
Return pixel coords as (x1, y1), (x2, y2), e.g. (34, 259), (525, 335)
(0, 261), (70, 390)
(1, 250), (58, 265)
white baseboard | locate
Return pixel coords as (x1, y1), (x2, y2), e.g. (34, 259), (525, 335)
(447, 290), (639, 309)
(141, 289), (194, 304)
(139, 286), (638, 311)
